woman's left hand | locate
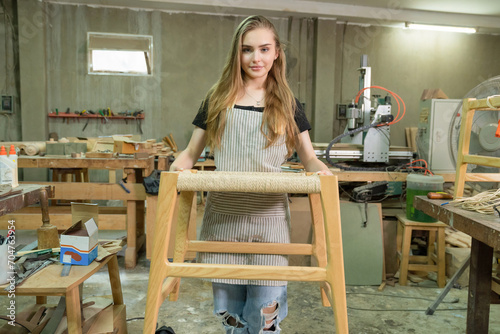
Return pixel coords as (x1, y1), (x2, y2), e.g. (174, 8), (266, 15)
(316, 169), (333, 176)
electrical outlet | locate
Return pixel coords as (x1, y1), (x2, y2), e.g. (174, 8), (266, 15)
(1, 96), (13, 114)
(337, 104), (347, 120)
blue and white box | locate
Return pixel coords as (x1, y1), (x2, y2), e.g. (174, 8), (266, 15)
(60, 218), (98, 265)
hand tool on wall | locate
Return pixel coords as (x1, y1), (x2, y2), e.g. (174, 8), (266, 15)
(82, 118), (90, 131)
(98, 109), (108, 123)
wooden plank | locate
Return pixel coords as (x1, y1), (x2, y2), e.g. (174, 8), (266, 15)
(461, 173), (500, 182)
(414, 197), (500, 250)
(19, 182), (146, 200)
(466, 96), (500, 110)
(454, 105), (475, 197)
(320, 175), (349, 334)
(0, 255), (113, 295)
(4, 206), (126, 214)
(309, 193), (329, 306)
(0, 212), (126, 230)
(107, 255), (124, 306)
(187, 240), (313, 255)
(334, 172), (409, 182)
(18, 156), (154, 171)
(167, 262), (327, 281)
(143, 172), (179, 334)
(463, 154), (500, 169)
(0, 184), (51, 217)
(125, 171), (138, 269)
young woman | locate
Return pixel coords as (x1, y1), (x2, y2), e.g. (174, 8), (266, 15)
(170, 15), (332, 334)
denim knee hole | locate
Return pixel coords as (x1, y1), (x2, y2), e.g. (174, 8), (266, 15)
(262, 301), (279, 331)
(217, 311), (245, 329)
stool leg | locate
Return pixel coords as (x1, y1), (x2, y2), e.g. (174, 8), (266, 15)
(427, 230), (436, 265)
(437, 227), (446, 288)
(144, 173), (179, 334)
(169, 190), (197, 302)
(52, 169), (60, 182)
(396, 220), (403, 269)
(83, 169), (89, 182)
(308, 193), (330, 307)
(320, 176), (348, 333)
(75, 169), (83, 182)
(399, 227), (412, 286)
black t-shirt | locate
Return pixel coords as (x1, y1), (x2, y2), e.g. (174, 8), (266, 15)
(192, 98), (312, 133)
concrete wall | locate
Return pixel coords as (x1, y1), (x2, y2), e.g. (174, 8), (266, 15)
(2, 1), (500, 151)
(0, 0), (22, 142)
(13, 2), (318, 150)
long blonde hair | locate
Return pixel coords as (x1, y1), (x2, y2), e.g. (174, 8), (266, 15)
(204, 15), (299, 157)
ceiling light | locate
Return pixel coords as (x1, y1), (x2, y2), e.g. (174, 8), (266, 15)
(406, 23), (476, 34)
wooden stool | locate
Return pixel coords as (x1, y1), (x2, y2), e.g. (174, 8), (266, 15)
(52, 168), (90, 204)
(396, 214), (446, 288)
(144, 171), (348, 334)
(52, 168), (89, 183)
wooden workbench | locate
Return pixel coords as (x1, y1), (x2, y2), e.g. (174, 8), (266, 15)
(0, 184), (51, 218)
(0, 254), (125, 333)
(414, 196), (500, 333)
(14, 155), (154, 269)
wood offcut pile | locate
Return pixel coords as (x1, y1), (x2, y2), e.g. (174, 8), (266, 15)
(445, 227), (471, 248)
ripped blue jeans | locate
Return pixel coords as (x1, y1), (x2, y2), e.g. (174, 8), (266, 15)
(212, 283), (288, 334)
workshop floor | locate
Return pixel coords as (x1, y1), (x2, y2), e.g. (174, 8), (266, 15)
(3, 229), (500, 333)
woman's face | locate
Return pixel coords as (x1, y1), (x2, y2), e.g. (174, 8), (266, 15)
(240, 28), (278, 82)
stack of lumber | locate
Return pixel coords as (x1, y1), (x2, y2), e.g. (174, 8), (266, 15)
(154, 142), (173, 156)
(162, 133), (178, 152)
(445, 227), (472, 248)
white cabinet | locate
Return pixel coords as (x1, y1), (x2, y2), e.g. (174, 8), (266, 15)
(417, 99), (461, 173)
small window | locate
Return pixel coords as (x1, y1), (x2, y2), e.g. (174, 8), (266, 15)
(88, 32), (153, 76)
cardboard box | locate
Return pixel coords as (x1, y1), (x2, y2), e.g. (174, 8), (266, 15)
(60, 218), (98, 265)
(112, 135), (155, 154)
(60, 203), (99, 265)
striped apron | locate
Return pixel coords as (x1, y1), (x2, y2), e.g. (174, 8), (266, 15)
(198, 106), (291, 286)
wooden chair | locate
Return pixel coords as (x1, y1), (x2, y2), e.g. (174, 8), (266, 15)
(454, 96), (500, 197)
(396, 214), (447, 288)
(143, 171), (348, 333)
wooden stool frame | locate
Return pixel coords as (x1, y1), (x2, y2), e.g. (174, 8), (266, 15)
(396, 215), (446, 288)
(144, 171), (348, 333)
